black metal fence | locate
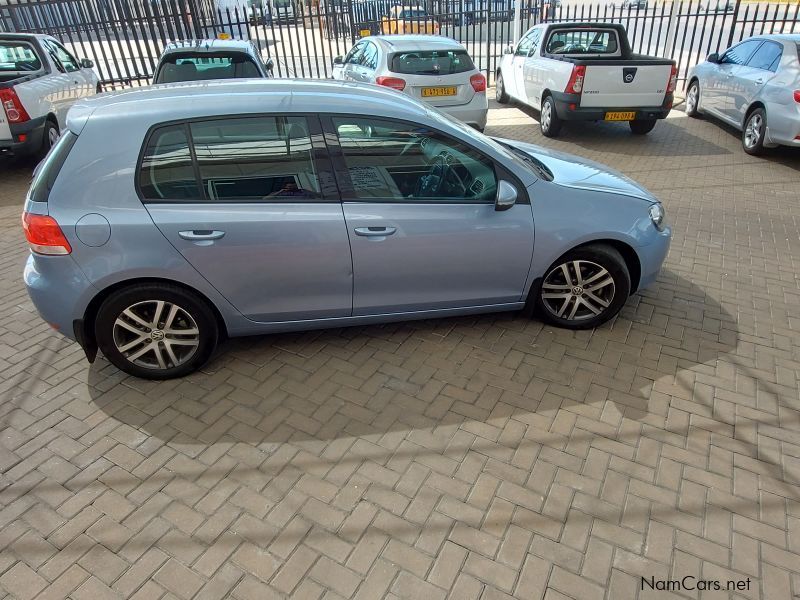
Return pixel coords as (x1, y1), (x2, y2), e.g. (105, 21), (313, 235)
(1, 0), (797, 90)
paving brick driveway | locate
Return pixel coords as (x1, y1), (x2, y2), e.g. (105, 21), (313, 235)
(1, 102), (799, 600)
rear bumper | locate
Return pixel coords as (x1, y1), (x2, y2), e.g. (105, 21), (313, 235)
(551, 92), (673, 121)
(0, 115), (46, 157)
(432, 94), (489, 130)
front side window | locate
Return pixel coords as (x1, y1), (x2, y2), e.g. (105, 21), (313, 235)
(359, 42), (379, 69)
(155, 53), (261, 83)
(746, 41), (782, 72)
(333, 117), (496, 203)
(45, 40), (79, 72)
(344, 42), (365, 65)
(545, 29), (618, 55)
(390, 49), (474, 75)
(721, 40), (761, 65)
(190, 116), (319, 201)
(515, 30), (537, 57)
(0, 42), (42, 73)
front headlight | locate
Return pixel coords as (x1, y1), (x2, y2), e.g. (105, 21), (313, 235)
(649, 203), (665, 231)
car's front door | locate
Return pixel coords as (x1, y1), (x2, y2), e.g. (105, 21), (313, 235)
(142, 114), (354, 323)
(731, 40), (783, 123)
(707, 40), (761, 119)
(510, 29), (537, 101)
(522, 28), (544, 106)
(324, 115), (535, 316)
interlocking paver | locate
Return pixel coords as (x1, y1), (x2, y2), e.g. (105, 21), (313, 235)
(1, 101), (799, 600)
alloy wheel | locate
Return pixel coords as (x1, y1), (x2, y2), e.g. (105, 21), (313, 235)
(744, 113), (762, 149)
(686, 84), (698, 114)
(541, 101), (552, 132)
(541, 260), (616, 321)
(112, 300), (200, 370)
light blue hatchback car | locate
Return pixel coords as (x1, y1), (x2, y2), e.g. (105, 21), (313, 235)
(22, 79), (670, 379)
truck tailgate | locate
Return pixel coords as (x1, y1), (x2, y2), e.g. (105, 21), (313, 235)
(581, 63), (671, 108)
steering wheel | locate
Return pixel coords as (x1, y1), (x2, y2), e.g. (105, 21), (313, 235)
(414, 153), (470, 198)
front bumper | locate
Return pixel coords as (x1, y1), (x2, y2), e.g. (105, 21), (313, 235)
(0, 115), (46, 158)
(636, 226), (671, 291)
(551, 91), (673, 122)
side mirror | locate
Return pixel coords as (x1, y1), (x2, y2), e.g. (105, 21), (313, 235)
(333, 55), (344, 65)
(80, 58), (94, 69)
(495, 180), (517, 211)
(503, 45), (513, 55)
(707, 52), (719, 64)
(265, 57), (274, 73)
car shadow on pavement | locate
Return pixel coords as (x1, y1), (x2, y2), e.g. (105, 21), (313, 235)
(490, 104), (733, 158)
(86, 269), (740, 451)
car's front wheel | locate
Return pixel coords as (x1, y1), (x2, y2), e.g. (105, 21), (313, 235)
(685, 80), (701, 117)
(742, 107), (766, 155)
(95, 283), (219, 379)
(496, 72), (509, 104)
(536, 244), (631, 329)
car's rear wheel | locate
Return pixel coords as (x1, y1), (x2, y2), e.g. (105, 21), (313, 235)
(742, 107), (766, 155)
(540, 95), (562, 137)
(536, 244), (631, 330)
(496, 72), (509, 103)
(95, 283), (218, 379)
(629, 119), (657, 135)
(685, 80), (701, 117)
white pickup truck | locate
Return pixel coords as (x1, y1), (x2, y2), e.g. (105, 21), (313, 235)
(496, 22), (677, 137)
(1, 33), (98, 160)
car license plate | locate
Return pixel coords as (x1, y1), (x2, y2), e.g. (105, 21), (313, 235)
(605, 111), (636, 121)
(422, 86), (457, 97)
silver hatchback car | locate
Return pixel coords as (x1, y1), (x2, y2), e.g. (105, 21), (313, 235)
(23, 79), (670, 379)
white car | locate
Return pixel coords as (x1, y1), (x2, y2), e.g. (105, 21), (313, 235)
(495, 22), (676, 137)
(152, 39), (274, 84)
(1, 33), (98, 160)
(686, 34), (800, 155)
(332, 35), (488, 131)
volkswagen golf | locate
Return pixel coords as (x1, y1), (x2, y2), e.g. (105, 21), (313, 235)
(23, 79), (670, 379)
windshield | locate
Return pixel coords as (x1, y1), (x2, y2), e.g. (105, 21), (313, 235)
(0, 41), (42, 73)
(155, 53), (261, 83)
(390, 49), (475, 75)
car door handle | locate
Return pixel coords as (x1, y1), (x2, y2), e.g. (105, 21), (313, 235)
(354, 226), (397, 237)
(755, 78), (764, 85)
(178, 230), (225, 241)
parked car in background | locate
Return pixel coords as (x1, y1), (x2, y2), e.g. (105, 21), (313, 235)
(1, 33), (98, 160)
(381, 6), (440, 35)
(704, 0), (734, 11)
(495, 22), (677, 137)
(22, 79), (669, 379)
(333, 35), (488, 130)
(686, 34), (800, 155)
(152, 39), (274, 84)
(621, 0), (648, 9)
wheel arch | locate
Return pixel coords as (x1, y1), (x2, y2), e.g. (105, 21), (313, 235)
(743, 100), (766, 129)
(79, 277), (229, 361)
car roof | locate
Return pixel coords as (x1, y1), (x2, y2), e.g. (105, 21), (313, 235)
(161, 39), (254, 54)
(752, 33), (800, 43)
(0, 33), (51, 41)
(369, 35), (464, 52)
(67, 79), (430, 133)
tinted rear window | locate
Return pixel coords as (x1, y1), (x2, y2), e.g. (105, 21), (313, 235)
(545, 29), (619, 55)
(155, 53), (261, 83)
(29, 132), (78, 203)
(0, 41), (42, 72)
(399, 9), (428, 18)
(390, 50), (475, 75)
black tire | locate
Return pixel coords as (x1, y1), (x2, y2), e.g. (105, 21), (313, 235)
(95, 283), (219, 379)
(36, 120), (59, 162)
(495, 72), (509, 104)
(742, 107), (767, 156)
(540, 95), (562, 138)
(536, 244), (631, 330)
(629, 119), (657, 135)
(685, 80), (701, 118)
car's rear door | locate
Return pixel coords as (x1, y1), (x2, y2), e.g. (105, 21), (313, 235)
(731, 40), (783, 123)
(324, 115), (534, 316)
(142, 114), (354, 323)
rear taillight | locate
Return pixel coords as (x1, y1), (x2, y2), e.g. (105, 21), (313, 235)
(376, 76), (406, 91)
(794, 90), (800, 103)
(565, 65), (586, 94)
(667, 65), (678, 93)
(22, 212), (72, 255)
(0, 87), (31, 123)
(470, 73), (486, 93)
